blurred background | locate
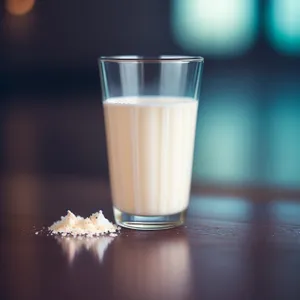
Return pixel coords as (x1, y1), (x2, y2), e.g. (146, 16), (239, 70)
(2, 3), (300, 300)
(1, 0), (300, 190)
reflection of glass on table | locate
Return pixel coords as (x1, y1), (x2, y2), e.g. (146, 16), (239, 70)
(111, 232), (193, 300)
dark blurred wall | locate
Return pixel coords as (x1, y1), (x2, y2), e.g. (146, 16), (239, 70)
(1, 0), (299, 92)
(1, 0), (174, 94)
(1, 0), (300, 189)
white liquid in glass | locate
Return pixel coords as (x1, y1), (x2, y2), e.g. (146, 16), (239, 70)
(104, 97), (198, 216)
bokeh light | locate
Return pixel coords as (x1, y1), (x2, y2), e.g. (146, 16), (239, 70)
(271, 201), (300, 225)
(193, 77), (256, 184)
(266, 0), (300, 55)
(190, 196), (252, 221)
(267, 95), (300, 188)
(5, 0), (35, 16)
(171, 0), (258, 57)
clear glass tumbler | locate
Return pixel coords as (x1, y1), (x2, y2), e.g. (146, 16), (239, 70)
(98, 56), (204, 230)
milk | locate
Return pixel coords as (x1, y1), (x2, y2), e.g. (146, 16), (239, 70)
(104, 97), (198, 216)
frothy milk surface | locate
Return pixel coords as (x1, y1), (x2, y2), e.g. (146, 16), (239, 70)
(104, 97), (198, 216)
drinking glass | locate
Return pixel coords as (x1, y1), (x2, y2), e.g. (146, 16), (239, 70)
(98, 56), (204, 230)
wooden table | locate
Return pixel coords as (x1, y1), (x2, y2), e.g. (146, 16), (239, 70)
(1, 90), (300, 300)
(1, 174), (300, 300)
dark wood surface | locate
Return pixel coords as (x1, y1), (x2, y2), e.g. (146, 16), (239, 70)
(1, 93), (300, 300)
(1, 174), (300, 300)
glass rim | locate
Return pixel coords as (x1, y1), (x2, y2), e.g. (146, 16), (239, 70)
(98, 55), (204, 63)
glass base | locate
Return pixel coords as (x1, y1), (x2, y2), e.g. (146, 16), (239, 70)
(113, 207), (186, 230)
